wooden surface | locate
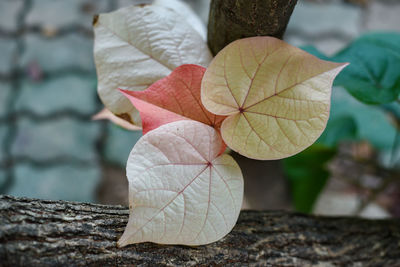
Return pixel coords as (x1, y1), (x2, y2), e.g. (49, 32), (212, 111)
(0, 195), (399, 266)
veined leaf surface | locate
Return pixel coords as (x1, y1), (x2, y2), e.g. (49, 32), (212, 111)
(94, 4), (212, 125)
(118, 120), (243, 246)
(201, 36), (347, 160)
(153, 0), (207, 40)
(121, 64), (226, 135)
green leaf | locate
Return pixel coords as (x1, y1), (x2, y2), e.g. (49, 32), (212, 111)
(380, 102), (400, 122)
(358, 32), (400, 58)
(284, 33), (400, 214)
(283, 144), (336, 213)
(333, 32), (400, 105)
(330, 86), (397, 150)
(283, 112), (357, 213)
(317, 115), (358, 147)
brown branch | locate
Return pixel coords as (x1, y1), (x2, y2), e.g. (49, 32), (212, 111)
(207, 0), (298, 55)
(0, 195), (399, 266)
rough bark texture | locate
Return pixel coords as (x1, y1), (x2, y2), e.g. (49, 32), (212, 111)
(1, 195), (400, 266)
(207, 0), (298, 55)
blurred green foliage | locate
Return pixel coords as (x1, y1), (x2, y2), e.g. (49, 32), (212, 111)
(334, 33), (400, 104)
(284, 32), (400, 213)
(283, 117), (357, 213)
(283, 145), (336, 213)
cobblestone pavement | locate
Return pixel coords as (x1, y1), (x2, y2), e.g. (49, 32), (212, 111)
(0, 0), (399, 204)
(0, 0), (143, 203)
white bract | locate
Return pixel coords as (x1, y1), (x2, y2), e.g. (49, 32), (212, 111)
(118, 120), (243, 246)
(93, 4), (212, 125)
(153, 0), (207, 40)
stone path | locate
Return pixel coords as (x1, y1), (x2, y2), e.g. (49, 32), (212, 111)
(0, 0), (143, 203)
(0, 0), (399, 205)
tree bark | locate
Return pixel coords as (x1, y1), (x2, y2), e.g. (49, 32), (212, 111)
(0, 195), (399, 266)
(207, 0), (298, 55)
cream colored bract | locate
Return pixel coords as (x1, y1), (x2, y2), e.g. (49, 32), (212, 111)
(118, 121), (243, 246)
(201, 37), (348, 160)
(94, 4), (212, 125)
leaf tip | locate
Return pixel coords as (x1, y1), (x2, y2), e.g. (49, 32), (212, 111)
(340, 62), (350, 68)
(118, 88), (129, 95)
(117, 235), (129, 248)
(333, 62), (350, 76)
(118, 88), (137, 101)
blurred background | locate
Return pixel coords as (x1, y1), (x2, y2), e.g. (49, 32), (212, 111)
(0, 0), (399, 218)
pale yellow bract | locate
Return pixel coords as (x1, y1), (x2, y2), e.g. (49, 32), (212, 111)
(201, 37), (348, 160)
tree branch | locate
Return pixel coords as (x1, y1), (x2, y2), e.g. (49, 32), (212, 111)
(0, 195), (399, 266)
(207, 0), (298, 55)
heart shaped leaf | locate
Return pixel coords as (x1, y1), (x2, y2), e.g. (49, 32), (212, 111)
(93, 4), (212, 125)
(120, 64), (226, 135)
(201, 36), (348, 160)
(333, 32), (400, 105)
(118, 120), (243, 246)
